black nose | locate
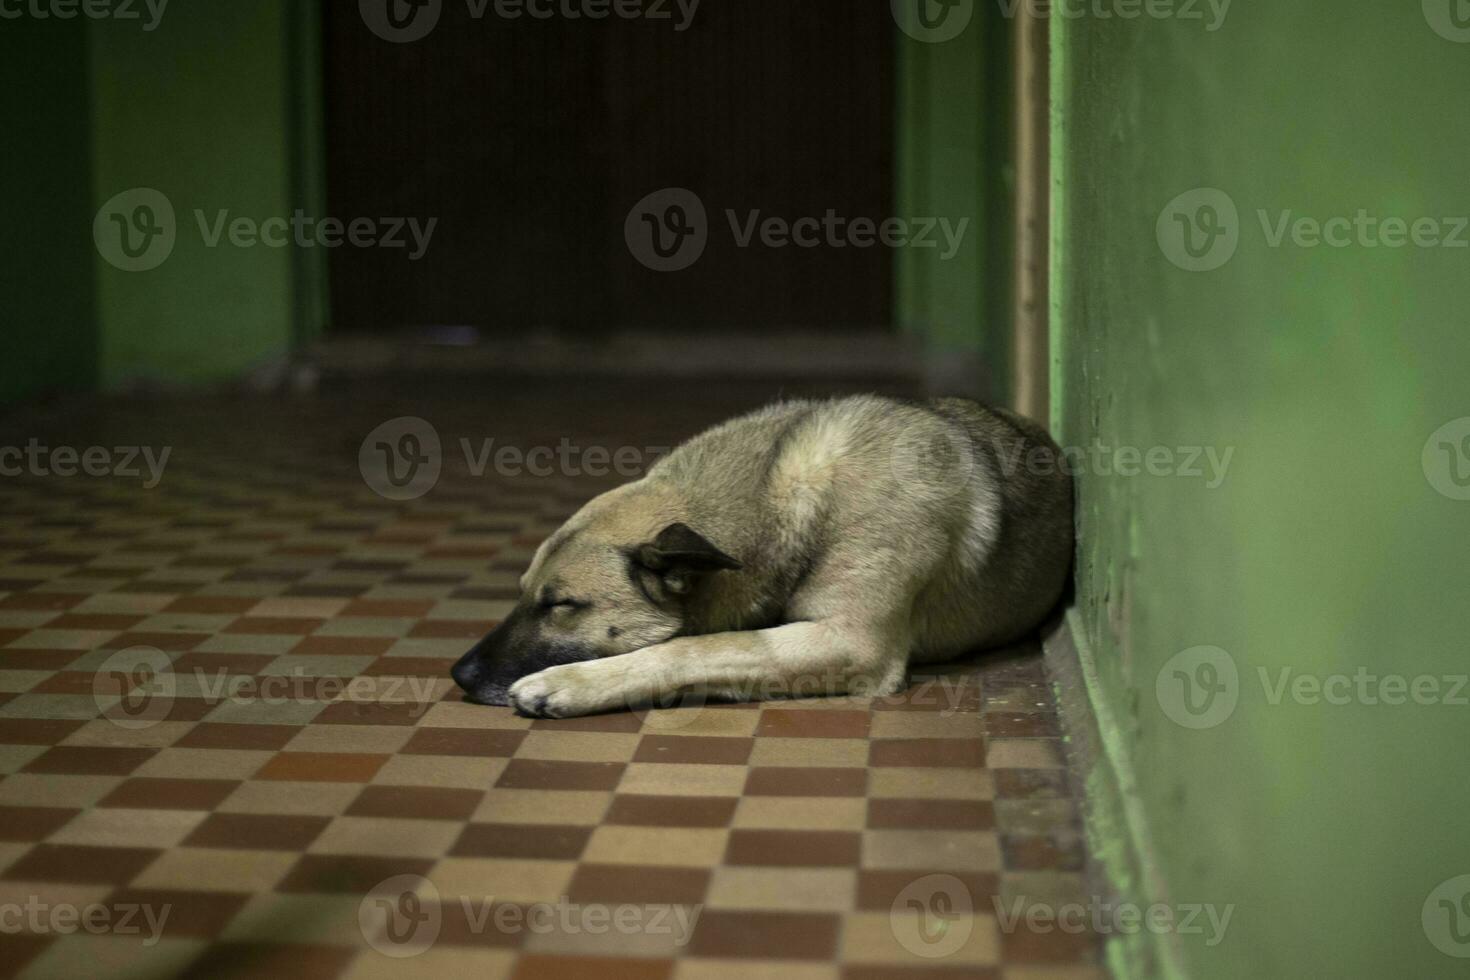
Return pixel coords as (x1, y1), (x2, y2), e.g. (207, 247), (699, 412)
(450, 652), (480, 692)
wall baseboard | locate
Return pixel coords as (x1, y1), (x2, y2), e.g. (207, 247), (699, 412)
(1042, 607), (1189, 980)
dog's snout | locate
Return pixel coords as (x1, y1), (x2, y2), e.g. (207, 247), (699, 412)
(450, 655), (479, 692)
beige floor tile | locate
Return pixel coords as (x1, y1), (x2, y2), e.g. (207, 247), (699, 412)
(222, 893), (364, 944)
(0, 842), (31, 875)
(418, 702), (532, 730)
(706, 867), (856, 911)
(522, 905), (701, 957)
(343, 947), (516, 980)
(0, 881), (112, 911)
(220, 780), (360, 816)
(429, 857), (575, 904)
(747, 738), (868, 767)
(642, 707), (761, 737)
(516, 731), (642, 763)
(48, 807), (206, 848)
(843, 909), (1000, 965)
(61, 720), (197, 749)
(472, 789), (611, 825)
(308, 816), (461, 858)
(249, 597), (349, 619)
(862, 830), (1001, 872)
(0, 745), (47, 773)
(732, 796), (866, 831)
(986, 739), (1065, 769)
(0, 671), (50, 694)
(285, 724), (414, 755)
(674, 959), (839, 980)
(869, 710), (987, 739)
(0, 773), (121, 807)
(372, 754), (507, 790)
(583, 826), (728, 866)
(19, 936), (206, 980)
(869, 767), (994, 800)
(132, 847), (297, 892)
(135, 748), (274, 780)
(617, 763), (746, 797)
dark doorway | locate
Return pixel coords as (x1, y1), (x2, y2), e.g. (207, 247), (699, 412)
(322, 0), (894, 337)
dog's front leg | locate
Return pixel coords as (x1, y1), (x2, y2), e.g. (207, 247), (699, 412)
(506, 620), (905, 718)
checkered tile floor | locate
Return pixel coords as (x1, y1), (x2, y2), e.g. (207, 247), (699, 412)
(0, 378), (1100, 979)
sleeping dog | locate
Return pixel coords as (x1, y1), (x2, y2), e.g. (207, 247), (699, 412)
(451, 395), (1073, 717)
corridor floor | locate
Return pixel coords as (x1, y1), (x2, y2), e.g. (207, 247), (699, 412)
(0, 378), (1101, 979)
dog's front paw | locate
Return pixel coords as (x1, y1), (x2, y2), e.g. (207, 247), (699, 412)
(508, 664), (608, 719)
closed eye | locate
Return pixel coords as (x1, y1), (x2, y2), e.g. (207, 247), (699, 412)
(539, 598), (590, 611)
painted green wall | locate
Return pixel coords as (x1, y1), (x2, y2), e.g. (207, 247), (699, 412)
(1052, 4), (1470, 979)
(0, 19), (97, 406)
(90, 1), (302, 387)
(894, 7), (1013, 399)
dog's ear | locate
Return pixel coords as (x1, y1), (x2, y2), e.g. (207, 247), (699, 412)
(634, 523), (742, 595)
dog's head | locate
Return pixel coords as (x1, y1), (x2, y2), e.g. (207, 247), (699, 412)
(451, 498), (742, 706)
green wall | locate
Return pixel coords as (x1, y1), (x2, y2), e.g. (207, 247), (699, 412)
(894, 6), (1013, 399)
(90, 0), (312, 388)
(1052, 4), (1470, 978)
(1, 19), (98, 406)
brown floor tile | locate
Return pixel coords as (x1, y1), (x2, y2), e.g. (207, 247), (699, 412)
(868, 738), (987, 768)
(511, 955), (673, 980)
(172, 652), (277, 676)
(253, 752), (388, 783)
(0, 718), (87, 745)
(605, 794), (737, 828)
(743, 767), (867, 797)
(495, 759), (626, 791)
(175, 723), (301, 751)
(225, 617), (325, 635)
(184, 813), (331, 850)
(634, 736), (753, 766)
(687, 910), (841, 960)
(22, 746), (156, 776)
(436, 898), (527, 948)
(867, 798), (994, 830)
(993, 769), (1070, 800)
(530, 712), (644, 733)
(0, 805), (79, 841)
(843, 968), (999, 980)
(401, 727), (526, 757)
(983, 713), (1062, 737)
(360, 656), (457, 678)
(346, 784), (483, 821)
(1, 844), (159, 884)
(1000, 923), (1102, 963)
(451, 823), (592, 859)
(106, 887), (249, 938)
(1000, 834), (1086, 872)
(275, 854), (436, 893)
(45, 613), (147, 631)
(287, 636), (395, 657)
(99, 777), (242, 810)
(340, 599), (435, 617)
(0, 933), (54, 979)
(755, 710), (871, 739)
(0, 649), (86, 670)
(177, 942), (356, 980)
(566, 864), (710, 905)
(855, 870), (999, 910)
(0, 593), (83, 611)
(725, 830), (862, 867)
(313, 701), (426, 726)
